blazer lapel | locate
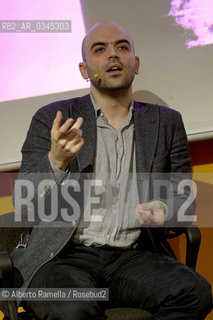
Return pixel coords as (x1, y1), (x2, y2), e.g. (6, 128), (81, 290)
(70, 97), (159, 174)
(71, 94), (97, 172)
(134, 101), (159, 173)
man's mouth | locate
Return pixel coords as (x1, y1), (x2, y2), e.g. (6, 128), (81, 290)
(106, 64), (123, 73)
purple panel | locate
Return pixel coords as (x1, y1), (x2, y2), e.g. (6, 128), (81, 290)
(0, 0), (88, 101)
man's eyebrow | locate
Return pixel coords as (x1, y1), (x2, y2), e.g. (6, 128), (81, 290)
(115, 39), (131, 47)
(90, 39), (131, 50)
(90, 42), (107, 50)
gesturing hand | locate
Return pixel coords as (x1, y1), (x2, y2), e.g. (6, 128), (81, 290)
(135, 200), (166, 226)
(49, 111), (84, 171)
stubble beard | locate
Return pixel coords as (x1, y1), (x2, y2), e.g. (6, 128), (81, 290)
(86, 63), (136, 92)
(90, 71), (135, 93)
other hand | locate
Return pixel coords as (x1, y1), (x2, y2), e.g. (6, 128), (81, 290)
(135, 200), (166, 226)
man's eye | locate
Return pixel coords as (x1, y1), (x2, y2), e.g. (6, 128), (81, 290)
(118, 45), (129, 50)
(95, 47), (105, 53)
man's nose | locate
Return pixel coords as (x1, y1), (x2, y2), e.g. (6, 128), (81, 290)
(108, 46), (119, 59)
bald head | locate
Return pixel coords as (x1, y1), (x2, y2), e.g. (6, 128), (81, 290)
(81, 22), (135, 61)
(79, 21), (139, 93)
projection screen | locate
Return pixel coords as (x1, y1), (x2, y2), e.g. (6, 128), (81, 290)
(0, 0), (213, 170)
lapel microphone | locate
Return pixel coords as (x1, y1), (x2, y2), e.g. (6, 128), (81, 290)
(93, 73), (102, 86)
(86, 73), (102, 86)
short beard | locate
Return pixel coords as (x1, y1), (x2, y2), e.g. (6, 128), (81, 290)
(86, 61), (136, 92)
(90, 73), (135, 92)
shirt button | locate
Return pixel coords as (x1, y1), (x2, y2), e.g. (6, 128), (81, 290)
(50, 252), (54, 258)
(39, 191), (45, 198)
(45, 186), (50, 191)
(106, 234), (110, 239)
(71, 220), (76, 227)
(39, 185), (51, 198)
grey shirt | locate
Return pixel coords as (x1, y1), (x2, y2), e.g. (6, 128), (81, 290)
(50, 96), (141, 248)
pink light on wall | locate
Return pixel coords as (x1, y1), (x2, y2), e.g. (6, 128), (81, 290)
(166, 0), (213, 48)
(0, 0), (89, 102)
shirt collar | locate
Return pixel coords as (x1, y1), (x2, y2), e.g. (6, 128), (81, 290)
(90, 93), (134, 119)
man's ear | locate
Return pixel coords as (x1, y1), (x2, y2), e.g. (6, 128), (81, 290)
(135, 56), (140, 75)
(79, 61), (89, 79)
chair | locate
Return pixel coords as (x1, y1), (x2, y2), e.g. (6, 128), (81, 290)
(0, 214), (201, 320)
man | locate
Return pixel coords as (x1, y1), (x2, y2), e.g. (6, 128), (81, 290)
(11, 22), (212, 319)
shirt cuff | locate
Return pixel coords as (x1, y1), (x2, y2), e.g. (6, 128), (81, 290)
(48, 155), (70, 184)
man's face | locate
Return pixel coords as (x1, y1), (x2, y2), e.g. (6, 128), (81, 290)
(79, 23), (139, 91)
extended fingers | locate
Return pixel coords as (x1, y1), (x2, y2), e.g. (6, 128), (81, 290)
(52, 112), (83, 139)
(66, 129), (83, 148)
(65, 118), (83, 141)
(52, 111), (74, 135)
(50, 113), (84, 170)
(60, 117), (83, 136)
(52, 111), (63, 131)
(69, 117), (83, 130)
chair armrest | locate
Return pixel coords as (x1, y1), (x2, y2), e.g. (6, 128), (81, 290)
(164, 226), (201, 271)
(0, 251), (18, 320)
(182, 227), (201, 271)
(0, 252), (14, 287)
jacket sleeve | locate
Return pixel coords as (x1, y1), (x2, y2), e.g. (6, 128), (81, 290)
(13, 104), (75, 227)
(159, 112), (196, 227)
